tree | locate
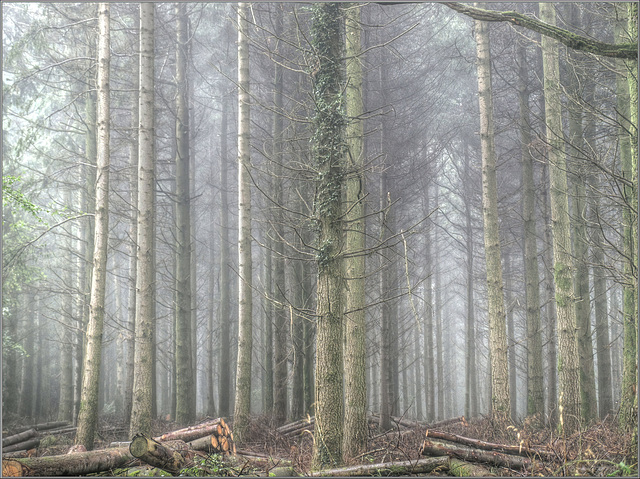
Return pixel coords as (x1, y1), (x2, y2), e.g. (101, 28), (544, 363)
(175, 2), (195, 426)
(343, 2), (368, 460)
(233, 1), (253, 444)
(75, 2), (110, 449)
(517, 41), (543, 420)
(311, 2), (346, 469)
(540, 2), (581, 435)
(474, 14), (510, 423)
(129, 2), (155, 438)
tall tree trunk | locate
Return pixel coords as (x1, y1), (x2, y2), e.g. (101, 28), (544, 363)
(423, 184), (435, 423)
(463, 141), (478, 419)
(218, 91), (231, 419)
(505, 253), (517, 421)
(263, 243), (274, 416)
(75, 3), (110, 449)
(311, 2), (345, 469)
(518, 42), (544, 420)
(474, 15), (510, 422)
(234, 2), (253, 443)
(129, 1), (155, 438)
(617, 2), (638, 434)
(343, 2), (367, 459)
(175, 3), (195, 426)
(540, 2), (581, 435)
(124, 35), (140, 428)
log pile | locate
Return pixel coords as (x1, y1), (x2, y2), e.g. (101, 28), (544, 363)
(2, 417), (236, 477)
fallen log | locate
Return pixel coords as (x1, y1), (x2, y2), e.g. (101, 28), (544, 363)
(33, 422), (70, 432)
(420, 439), (530, 470)
(2, 447), (133, 477)
(424, 429), (554, 460)
(448, 458), (495, 477)
(40, 426), (77, 436)
(129, 434), (193, 475)
(276, 417), (315, 436)
(370, 414), (426, 429)
(2, 440), (40, 454)
(427, 416), (468, 429)
(2, 429), (36, 449)
(311, 456), (449, 476)
(154, 417), (226, 442)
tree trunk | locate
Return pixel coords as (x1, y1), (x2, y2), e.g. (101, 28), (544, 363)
(423, 182), (435, 423)
(420, 440), (530, 470)
(474, 14), (511, 423)
(129, 2), (155, 438)
(517, 42), (544, 420)
(218, 88), (231, 419)
(129, 435), (191, 475)
(540, 2), (581, 435)
(311, 2), (346, 469)
(174, 2), (195, 426)
(343, 2), (368, 459)
(234, 2), (253, 444)
(2, 429), (36, 449)
(2, 448), (133, 477)
(75, 3), (110, 450)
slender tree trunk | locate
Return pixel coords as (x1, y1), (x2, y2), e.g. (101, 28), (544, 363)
(423, 184), (435, 423)
(175, 3), (195, 426)
(540, 2), (581, 435)
(618, 3), (638, 433)
(505, 253), (517, 421)
(75, 3), (110, 449)
(518, 42), (544, 420)
(311, 3), (346, 469)
(219, 92), (231, 419)
(234, 2), (253, 443)
(263, 243), (274, 416)
(463, 141), (478, 419)
(343, 2), (368, 459)
(474, 15), (510, 422)
(129, 1), (155, 437)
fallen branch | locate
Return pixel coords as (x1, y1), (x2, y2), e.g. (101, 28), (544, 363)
(2, 447), (133, 477)
(420, 440), (531, 470)
(311, 456), (449, 476)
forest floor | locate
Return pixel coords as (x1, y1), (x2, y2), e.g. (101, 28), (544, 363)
(3, 414), (637, 476)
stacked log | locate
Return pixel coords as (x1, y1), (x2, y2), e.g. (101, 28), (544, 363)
(2, 429), (39, 455)
(158, 418), (235, 455)
(276, 417), (315, 438)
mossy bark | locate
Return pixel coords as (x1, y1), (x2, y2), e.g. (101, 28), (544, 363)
(540, 2), (581, 435)
(342, 4), (368, 459)
(311, 2), (346, 470)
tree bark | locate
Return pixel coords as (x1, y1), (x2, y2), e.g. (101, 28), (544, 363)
(129, 435), (191, 475)
(540, 2), (581, 435)
(311, 2), (346, 469)
(474, 14), (510, 422)
(234, 2), (253, 444)
(75, 2), (110, 450)
(2, 439), (40, 454)
(129, 2), (155, 438)
(2, 429), (36, 448)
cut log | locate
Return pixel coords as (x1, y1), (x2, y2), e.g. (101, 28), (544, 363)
(2, 430), (36, 449)
(154, 417), (226, 442)
(427, 416), (468, 429)
(129, 434), (191, 475)
(311, 456), (449, 476)
(2, 440), (40, 454)
(424, 429), (554, 460)
(2, 447), (133, 477)
(276, 417), (315, 435)
(420, 440), (530, 470)
(33, 422), (70, 432)
(40, 426), (77, 436)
